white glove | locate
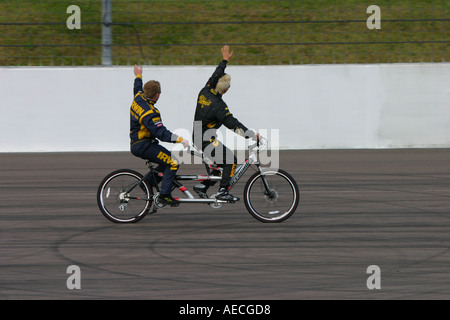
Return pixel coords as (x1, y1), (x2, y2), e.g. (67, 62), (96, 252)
(181, 139), (190, 148)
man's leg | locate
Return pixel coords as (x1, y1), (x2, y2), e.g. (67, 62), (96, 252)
(151, 146), (179, 195)
(202, 140), (239, 202)
(216, 148), (236, 189)
(132, 142), (180, 206)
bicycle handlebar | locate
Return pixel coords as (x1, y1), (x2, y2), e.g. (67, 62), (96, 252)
(249, 136), (268, 153)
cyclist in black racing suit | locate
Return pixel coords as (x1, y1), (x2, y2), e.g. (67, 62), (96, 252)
(192, 45), (260, 202)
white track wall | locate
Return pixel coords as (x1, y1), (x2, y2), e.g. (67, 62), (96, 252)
(0, 63), (449, 152)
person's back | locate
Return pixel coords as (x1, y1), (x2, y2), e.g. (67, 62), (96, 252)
(130, 65), (189, 206)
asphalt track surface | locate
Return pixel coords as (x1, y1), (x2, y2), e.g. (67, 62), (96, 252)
(1, 149), (450, 300)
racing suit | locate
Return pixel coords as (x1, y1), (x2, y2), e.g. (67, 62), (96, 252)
(130, 75), (182, 195)
(192, 59), (255, 189)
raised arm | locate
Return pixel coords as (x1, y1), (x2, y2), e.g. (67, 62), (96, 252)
(133, 64), (144, 96)
(206, 45), (234, 88)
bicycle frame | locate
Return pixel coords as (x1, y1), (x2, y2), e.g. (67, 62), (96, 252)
(173, 142), (262, 204)
(126, 140), (268, 206)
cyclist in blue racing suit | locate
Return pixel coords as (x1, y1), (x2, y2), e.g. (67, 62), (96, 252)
(192, 46), (260, 202)
(130, 65), (189, 206)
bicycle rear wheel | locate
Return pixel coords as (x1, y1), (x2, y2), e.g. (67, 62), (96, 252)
(97, 169), (153, 223)
(244, 169), (299, 223)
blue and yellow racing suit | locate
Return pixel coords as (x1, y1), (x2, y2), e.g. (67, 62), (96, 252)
(130, 75), (182, 195)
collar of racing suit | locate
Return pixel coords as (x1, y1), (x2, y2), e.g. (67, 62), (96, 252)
(209, 87), (222, 99)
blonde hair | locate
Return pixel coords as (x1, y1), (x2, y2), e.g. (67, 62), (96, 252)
(143, 80), (161, 99)
(215, 74), (231, 94)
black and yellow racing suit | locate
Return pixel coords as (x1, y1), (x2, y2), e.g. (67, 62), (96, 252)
(192, 59), (255, 188)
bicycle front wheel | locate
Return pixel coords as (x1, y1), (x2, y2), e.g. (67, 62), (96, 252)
(97, 169), (153, 223)
(244, 169), (299, 223)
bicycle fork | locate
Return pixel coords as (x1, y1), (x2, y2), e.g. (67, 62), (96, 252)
(230, 159), (274, 198)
